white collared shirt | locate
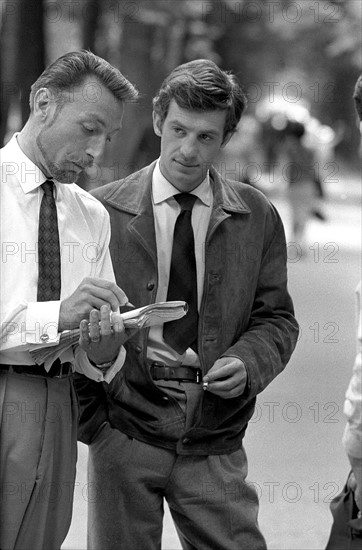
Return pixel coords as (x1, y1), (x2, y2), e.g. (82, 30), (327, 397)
(147, 160), (212, 367)
(0, 134), (124, 382)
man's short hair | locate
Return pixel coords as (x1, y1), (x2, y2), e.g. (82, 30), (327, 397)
(29, 50), (138, 111)
(152, 59), (247, 140)
(353, 75), (362, 122)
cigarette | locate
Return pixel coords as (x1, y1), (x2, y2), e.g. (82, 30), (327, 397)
(203, 381), (209, 390)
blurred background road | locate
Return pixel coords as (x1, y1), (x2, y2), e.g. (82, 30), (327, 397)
(63, 171), (361, 550)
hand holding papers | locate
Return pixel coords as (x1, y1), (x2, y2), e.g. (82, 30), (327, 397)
(30, 301), (187, 367)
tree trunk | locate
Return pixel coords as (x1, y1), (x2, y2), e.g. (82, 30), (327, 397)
(17, 0), (45, 124)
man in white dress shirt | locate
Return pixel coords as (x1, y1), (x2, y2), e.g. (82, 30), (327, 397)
(0, 50), (138, 549)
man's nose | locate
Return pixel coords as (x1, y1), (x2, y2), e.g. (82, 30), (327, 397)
(180, 137), (197, 159)
(86, 136), (107, 162)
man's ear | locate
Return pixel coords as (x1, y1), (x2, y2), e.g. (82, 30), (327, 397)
(152, 110), (163, 137)
(33, 88), (54, 119)
(220, 131), (233, 149)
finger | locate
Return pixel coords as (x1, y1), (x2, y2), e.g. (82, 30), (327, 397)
(85, 279), (129, 309)
(110, 312), (125, 334)
(100, 305), (112, 336)
(88, 309), (101, 341)
(79, 319), (90, 346)
(209, 377), (238, 392)
(83, 286), (120, 312)
(205, 363), (235, 382)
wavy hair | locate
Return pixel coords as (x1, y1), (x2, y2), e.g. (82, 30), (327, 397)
(153, 59), (247, 141)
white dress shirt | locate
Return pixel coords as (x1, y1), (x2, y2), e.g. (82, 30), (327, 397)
(147, 160), (212, 367)
(0, 134), (125, 382)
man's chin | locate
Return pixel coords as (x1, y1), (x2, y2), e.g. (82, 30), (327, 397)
(55, 170), (80, 184)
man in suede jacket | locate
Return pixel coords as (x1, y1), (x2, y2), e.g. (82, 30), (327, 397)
(75, 59), (299, 550)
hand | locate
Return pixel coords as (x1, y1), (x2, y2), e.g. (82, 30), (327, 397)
(78, 305), (127, 365)
(59, 277), (128, 331)
(202, 357), (247, 399)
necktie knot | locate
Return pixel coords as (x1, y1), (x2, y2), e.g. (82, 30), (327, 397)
(42, 180), (54, 197)
(175, 193), (197, 212)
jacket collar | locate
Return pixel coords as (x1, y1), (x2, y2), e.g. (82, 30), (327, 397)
(103, 162), (251, 216)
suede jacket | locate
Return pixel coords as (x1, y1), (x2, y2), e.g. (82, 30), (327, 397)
(74, 162), (299, 455)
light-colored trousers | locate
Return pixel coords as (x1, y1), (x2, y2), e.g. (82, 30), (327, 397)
(0, 371), (78, 550)
(87, 422), (267, 550)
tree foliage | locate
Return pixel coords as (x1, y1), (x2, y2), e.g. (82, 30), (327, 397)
(0, 0), (360, 183)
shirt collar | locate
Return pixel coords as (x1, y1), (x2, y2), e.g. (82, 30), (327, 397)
(10, 133), (49, 193)
(152, 159), (212, 207)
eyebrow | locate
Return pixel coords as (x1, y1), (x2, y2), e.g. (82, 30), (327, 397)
(82, 114), (106, 127)
(168, 118), (221, 137)
(81, 113), (122, 133)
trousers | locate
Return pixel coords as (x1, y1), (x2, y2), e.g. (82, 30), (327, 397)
(87, 422), (266, 550)
(0, 370), (78, 550)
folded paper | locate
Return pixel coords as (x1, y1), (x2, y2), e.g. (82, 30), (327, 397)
(29, 301), (187, 368)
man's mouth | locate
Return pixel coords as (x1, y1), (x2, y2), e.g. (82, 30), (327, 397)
(72, 162), (84, 170)
(175, 159), (198, 168)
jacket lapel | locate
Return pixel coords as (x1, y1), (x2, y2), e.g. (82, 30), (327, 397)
(104, 163), (158, 264)
(206, 167), (251, 243)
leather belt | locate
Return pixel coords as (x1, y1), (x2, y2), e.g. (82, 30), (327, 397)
(0, 359), (73, 379)
(150, 363), (201, 384)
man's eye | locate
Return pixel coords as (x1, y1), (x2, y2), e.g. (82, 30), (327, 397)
(174, 127), (185, 135)
(83, 125), (95, 133)
(200, 134), (211, 142)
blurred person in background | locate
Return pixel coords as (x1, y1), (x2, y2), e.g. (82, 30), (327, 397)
(325, 74), (362, 548)
(75, 58), (299, 550)
(0, 50), (138, 550)
(281, 120), (316, 250)
(214, 114), (264, 188)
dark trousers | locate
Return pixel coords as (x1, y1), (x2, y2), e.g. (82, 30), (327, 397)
(87, 422), (266, 550)
(0, 371), (78, 550)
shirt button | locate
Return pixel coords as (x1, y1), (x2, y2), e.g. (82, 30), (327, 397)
(182, 438), (191, 445)
(146, 282), (155, 291)
(135, 345), (142, 354)
(40, 334), (49, 342)
(162, 396), (169, 401)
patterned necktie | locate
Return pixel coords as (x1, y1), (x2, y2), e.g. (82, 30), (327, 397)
(163, 193), (198, 354)
(37, 180), (61, 301)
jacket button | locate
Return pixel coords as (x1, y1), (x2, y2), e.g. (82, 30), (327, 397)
(146, 282), (155, 291)
(135, 345), (142, 354)
(182, 437), (191, 445)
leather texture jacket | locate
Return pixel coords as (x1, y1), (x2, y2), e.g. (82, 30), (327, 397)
(74, 163), (299, 455)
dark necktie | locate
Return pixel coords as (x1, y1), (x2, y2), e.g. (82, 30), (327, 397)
(37, 180), (61, 301)
(163, 193), (198, 354)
